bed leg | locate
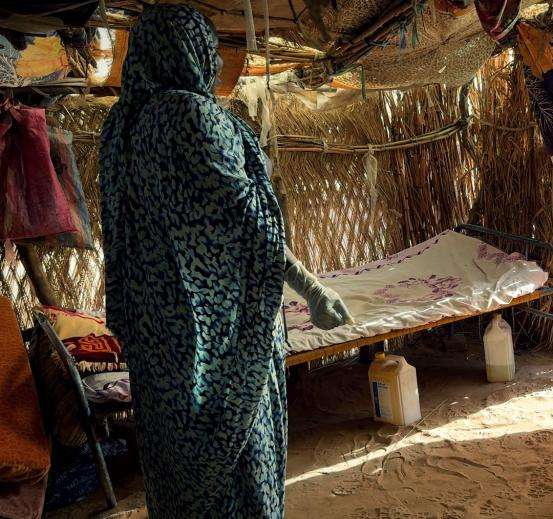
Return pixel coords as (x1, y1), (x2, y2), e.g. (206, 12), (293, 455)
(288, 363), (309, 386)
(448, 323), (454, 339)
(359, 345), (373, 364)
(287, 363), (311, 406)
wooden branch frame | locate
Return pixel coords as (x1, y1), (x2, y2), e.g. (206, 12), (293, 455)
(70, 119), (466, 152)
(17, 245), (59, 307)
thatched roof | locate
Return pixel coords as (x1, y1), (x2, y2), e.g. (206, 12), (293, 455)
(2, 0), (551, 95)
(93, 0), (547, 90)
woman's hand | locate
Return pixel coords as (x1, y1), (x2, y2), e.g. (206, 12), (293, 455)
(284, 261), (354, 330)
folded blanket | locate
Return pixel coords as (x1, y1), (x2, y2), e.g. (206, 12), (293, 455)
(83, 371), (131, 404)
(0, 297), (50, 484)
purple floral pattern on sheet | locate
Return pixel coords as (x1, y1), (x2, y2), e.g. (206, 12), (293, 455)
(373, 275), (461, 304)
(284, 301), (314, 332)
(289, 322), (315, 332)
(477, 244), (525, 265)
(284, 301), (310, 315)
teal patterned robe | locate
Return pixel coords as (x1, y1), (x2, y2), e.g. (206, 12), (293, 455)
(99, 5), (287, 518)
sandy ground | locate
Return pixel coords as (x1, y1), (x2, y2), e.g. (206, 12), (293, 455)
(49, 333), (553, 519)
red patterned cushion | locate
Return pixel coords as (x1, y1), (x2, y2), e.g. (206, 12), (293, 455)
(63, 334), (123, 363)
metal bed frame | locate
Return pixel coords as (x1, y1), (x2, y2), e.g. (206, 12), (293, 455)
(284, 225), (553, 368)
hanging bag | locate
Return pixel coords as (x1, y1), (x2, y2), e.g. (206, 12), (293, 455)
(0, 102), (75, 241)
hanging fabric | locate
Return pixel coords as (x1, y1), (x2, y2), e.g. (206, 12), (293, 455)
(3, 239), (16, 265)
(238, 76), (273, 146)
(363, 149), (379, 225)
(518, 23), (553, 156)
(474, 0), (521, 41)
(18, 127), (94, 249)
(518, 22), (553, 80)
(0, 104), (75, 241)
(46, 127), (93, 248)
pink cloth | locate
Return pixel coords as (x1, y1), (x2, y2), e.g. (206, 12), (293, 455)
(0, 474), (47, 519)
(0, 104), (75, 240)
(475, 0), (521, 41)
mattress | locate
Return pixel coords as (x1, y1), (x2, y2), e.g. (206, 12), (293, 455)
(283, 231), (549, 354)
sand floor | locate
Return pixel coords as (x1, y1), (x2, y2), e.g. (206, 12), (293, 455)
(48, 333), (553, 518)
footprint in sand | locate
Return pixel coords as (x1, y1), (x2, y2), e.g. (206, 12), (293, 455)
(441, 511), (464, 519)
(479, 499), (505, 517)
(350, 506), (462, 519)
(331, 485), (355, 496)
(332, 476), (363, 496)
(524, 430), (553, 448)
(375, 424), (402, 446)
(528, 464), (553, 499)
(361, 508), (438, 519)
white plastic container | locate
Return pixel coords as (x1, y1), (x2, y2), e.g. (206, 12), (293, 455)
(483, 314), (515, 382)
(368, 352), (422, 426)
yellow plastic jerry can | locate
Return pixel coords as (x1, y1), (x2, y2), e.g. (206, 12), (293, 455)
(368, 352), (421, 426)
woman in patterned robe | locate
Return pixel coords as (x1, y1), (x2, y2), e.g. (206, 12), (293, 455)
(100, 5), (351, 518)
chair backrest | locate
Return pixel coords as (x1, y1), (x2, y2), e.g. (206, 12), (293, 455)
(29, 311), (89, 448)
(34, 312), (83, 392)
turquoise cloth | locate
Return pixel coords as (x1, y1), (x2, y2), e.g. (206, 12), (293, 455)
(99, 5), (287, 517)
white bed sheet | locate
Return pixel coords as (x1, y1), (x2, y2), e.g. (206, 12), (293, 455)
(283, 231), (549, 355)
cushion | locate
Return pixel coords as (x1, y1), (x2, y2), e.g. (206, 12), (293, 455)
(64, 334), (123, 364)
(41, 306), (111, 341)
(0, 297), (50, 483)
(41, 306), (126, 375)
(83, 372), (131, 404)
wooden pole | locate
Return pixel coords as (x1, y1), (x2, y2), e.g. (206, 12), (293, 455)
(17, 245), (59, 307)
(272, 175), (293, 246)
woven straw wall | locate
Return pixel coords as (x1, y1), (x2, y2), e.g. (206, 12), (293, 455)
(1, 55), (551, 344)
(1, 98), (112, 327)
(471, 57), (553, 345)
(272, 86), (473, 272)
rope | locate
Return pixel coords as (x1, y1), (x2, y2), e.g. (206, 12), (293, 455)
(473, 118), (538, 132)
(277, 119), (466, 154)
(70, 114), (536, 153)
